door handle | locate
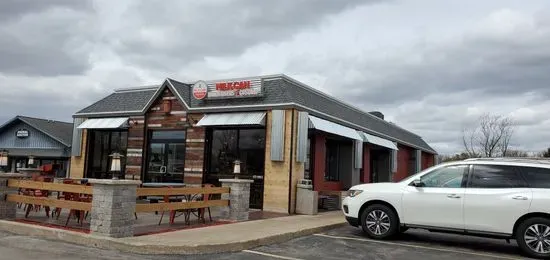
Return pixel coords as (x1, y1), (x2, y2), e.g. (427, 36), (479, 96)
(447, 194), (461, 199)
(512, 196), (528, 200)
(160, 166), (167, 174)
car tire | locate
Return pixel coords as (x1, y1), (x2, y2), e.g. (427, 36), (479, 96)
(516, 217), (550, 259)
(360, 204), (399, 240)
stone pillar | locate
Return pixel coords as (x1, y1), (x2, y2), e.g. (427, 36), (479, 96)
(88, 179), (141, 238)
(219, 179), (253, 221)
(0, 173), (26, 220)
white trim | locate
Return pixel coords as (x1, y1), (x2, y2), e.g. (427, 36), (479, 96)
(166, 79), (192, 110)
(114, 86), (159, 93)
(74, 110), (142, 116)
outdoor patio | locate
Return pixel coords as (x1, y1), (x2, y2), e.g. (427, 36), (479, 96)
(14, 206), (288, 236)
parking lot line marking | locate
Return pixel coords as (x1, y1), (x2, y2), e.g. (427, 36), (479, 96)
(313, 234), (522, 260)
(242, 250), (305, 260)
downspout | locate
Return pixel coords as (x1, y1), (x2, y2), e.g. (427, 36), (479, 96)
(288, 109), (295, 214)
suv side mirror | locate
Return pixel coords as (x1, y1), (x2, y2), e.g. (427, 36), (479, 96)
(411, 179), (425, 187)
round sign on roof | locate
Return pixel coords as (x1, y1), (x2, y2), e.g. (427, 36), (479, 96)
(192, 80), (208, 100)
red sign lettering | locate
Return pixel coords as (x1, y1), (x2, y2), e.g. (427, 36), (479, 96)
(215, 80), (251, 91)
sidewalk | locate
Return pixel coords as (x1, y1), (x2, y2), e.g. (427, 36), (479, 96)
(0, 211), (345, 255)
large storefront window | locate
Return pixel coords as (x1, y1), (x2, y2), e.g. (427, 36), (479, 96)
(144, 130), (186, 183)
(86, 130), (128, 179)
(207, 129), (265, 179)
(206, 128), (266, 209)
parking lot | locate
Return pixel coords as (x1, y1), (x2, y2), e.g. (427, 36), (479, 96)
(0, 226), (534, 260)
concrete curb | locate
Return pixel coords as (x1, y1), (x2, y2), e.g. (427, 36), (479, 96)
(0, 220), (346, 255)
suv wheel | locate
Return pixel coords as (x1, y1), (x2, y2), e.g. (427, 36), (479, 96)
(360, 204), (398, 239)
(516, 217), (550, 259)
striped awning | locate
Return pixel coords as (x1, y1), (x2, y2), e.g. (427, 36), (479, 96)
(308, 116), (363, 141)
(196, 112), (266, 126)
(361, 132), (398, 150)
(77, 117), (129, 129)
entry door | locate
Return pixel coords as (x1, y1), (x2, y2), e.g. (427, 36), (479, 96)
(464, 165), (532, 234)
(145, 131), (186, 183)
(402, 164), (468, 229)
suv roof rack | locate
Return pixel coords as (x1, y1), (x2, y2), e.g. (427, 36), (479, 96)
(463, 157), (550, 165)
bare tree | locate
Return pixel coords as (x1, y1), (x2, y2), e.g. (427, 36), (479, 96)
(504, 150), (529, 157)
(462, 113), (515, 158)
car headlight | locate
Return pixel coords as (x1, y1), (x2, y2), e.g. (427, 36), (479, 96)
(348, 189), (363, 197)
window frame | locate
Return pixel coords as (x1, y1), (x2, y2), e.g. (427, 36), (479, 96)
(466, 164), (528, 189)
(414, 164), (470, 188)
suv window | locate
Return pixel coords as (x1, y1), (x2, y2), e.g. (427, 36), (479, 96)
(420, 165), (468, 188)
(520, 166), (550, 189)
(469, 165), (527, 188)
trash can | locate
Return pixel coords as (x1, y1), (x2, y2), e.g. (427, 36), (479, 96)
(296, 179), (318, 215)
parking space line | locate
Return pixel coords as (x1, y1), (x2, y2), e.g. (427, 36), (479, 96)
(313, 234), (522, 260)
(242, 250), (305, 260)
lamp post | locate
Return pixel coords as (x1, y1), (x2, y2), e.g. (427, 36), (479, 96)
(233, 160), (241, 179)
(28, 155), (35, 168)
(0, 150), (9, 173)
(109, 152), (124, 180)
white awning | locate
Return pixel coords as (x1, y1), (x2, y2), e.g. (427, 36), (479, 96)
(308, 116), (363, 141)
(77, 117), (129, 129)
(361, 132), (398, 150)
(196, 112), (266, 126)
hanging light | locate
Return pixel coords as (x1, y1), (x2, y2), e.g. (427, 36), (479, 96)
(0, 150), (8, 167)
(109, 152), (124, 179)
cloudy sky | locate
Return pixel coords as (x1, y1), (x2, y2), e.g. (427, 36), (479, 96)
(1, 0), (550, 155)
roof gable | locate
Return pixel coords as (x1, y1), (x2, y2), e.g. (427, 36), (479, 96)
(0, 116), (73, 147)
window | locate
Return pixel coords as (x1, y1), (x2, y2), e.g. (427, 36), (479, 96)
(420, 165), (467, 188)
(325, 140), (340, 181)
(207, 129), (265, 178)
(520, 166), (550, 189)
(86, 130), (128, 179)
(469, 165), (527, 188)
(304, 137), (312, 180)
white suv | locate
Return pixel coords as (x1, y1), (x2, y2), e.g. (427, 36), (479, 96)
(342, 158), (550, 259)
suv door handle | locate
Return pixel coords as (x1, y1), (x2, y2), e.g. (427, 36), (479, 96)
(447, 194), (461, 199)
(512, 196), (528, 200)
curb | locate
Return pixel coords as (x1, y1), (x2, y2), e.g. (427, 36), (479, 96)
(0, 219), (346, 255)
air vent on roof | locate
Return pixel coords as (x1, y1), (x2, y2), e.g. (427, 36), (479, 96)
(369, 111), (384, 120)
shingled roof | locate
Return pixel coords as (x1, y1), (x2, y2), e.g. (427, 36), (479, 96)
(0, 116), (73, 147)
(73, 75), (436, 153)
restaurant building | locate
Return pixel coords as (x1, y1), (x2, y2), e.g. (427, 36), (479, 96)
(69, 75), (437, 213)
(0, 116), (73, 176)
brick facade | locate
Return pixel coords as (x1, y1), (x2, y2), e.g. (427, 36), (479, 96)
(394, 144), (413, 181)
(134, 87), (206, 184)
(421, 151), (435, 170)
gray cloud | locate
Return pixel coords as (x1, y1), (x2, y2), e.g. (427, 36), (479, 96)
(1, 0), (550, 156)
(110, 0), (382, 71)
(0, 0), (92, 21)
(0, 0), (95, 76)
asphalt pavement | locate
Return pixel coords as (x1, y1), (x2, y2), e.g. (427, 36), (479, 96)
(0, 226), (535, 260)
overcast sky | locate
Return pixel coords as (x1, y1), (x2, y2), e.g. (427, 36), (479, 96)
(1, 0), (550, 155)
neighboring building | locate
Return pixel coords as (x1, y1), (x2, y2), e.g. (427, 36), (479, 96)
(0, 116), (73, 176)
(69, 74), (437, 213)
